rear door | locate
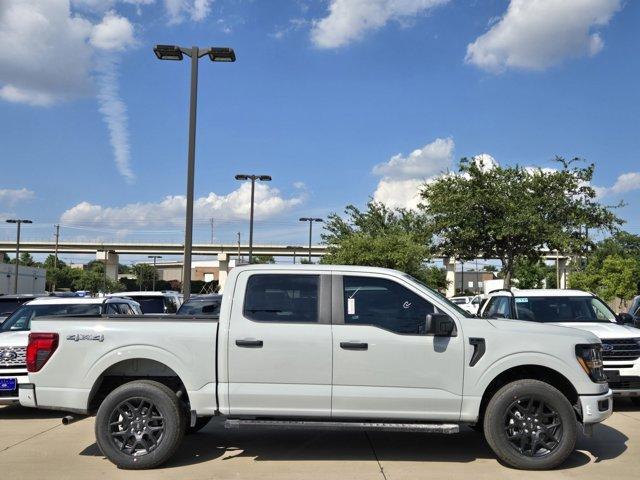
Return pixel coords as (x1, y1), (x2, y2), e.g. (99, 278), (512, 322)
(227, 271), (332, 417)
(331, 273), (465, 420)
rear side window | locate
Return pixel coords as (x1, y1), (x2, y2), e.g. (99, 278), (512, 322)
(244, 274), (319, 323)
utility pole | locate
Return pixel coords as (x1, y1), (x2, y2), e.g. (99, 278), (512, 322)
(235, 174), (272, 263)
(6, 219), (32, 294)
(148, 255), (162, 291)
(237, 232), (241, 263)
(299, 218), (323, 263)
(52, 224), (60, 291)
(210, 218), (214, 244)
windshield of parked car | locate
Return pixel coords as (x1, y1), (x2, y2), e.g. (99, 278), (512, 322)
(177, 298), (221, 316)
(124, 296), (167, 314)
(401, 274), (475, 318)
(513, 296), (616, 323)
(0, 303), (103, 332)
(0, 299), (23, 316)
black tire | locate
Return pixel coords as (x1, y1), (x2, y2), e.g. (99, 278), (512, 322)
(630, 397), (640, 407)
(95, 380), (185, 469)
(483, 379), (577, 470)
(186, 416), (213, 434)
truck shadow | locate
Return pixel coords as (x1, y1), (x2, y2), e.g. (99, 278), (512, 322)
(78, 420), (628, 470)
(0, 404), (68, 420)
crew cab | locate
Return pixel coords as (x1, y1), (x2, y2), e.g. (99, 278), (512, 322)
(21, 265), (612, 470)
(0, 296), (141, 405)
(480, 289), (640, 403)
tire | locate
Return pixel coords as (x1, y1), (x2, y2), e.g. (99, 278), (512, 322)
(483, 379), (577, 470)
(95, 380), (185, 469)
(630, 397), (640, 407)
(186, 416), (213, 434)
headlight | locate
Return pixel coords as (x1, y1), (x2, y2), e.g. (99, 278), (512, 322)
(575, 344), (607, 383)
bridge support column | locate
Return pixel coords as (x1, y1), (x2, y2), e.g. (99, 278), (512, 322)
(443, 257), (456, 298)
(217, 253), (229, 291)
(558, 257), (568, 289)
(96, 250), (119, 282)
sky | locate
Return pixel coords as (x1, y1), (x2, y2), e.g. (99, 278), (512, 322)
(0, 0), (639, 265)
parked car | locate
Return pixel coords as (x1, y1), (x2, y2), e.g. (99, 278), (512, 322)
(107, 291), (182, 314)
(480, 289), (640, 404)
(629, 295), (640, 318)
(176, 294), (222, 316)
(449, 295), (483, 315)
(0, 294), (49, 325)
(21, 265), (611, 470)
(0, 296), (141, 405)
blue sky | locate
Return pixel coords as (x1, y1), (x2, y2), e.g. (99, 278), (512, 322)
(0, 0), (639, 264)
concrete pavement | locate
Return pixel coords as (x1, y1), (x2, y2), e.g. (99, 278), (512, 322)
(1, 400), (639, 480)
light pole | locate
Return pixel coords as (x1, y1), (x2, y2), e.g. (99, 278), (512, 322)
(148, 255), (162, 291)
(235, 174), (271, 263)
(153, 44), (236, 300)
(299, 218), (323, 263)
(6, 219), (32, 294)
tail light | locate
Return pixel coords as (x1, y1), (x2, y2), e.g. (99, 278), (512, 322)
(27, 333), (59, 372)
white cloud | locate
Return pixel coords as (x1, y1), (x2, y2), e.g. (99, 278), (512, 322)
(595, 172), (640, 198)
(60, 183), (304, 227)
(311, 0), (449, 49)
(372, 137), (454, 180)
(90, 11), (136, 51)
(0, 188), (35, 206)
(164, 0), (213, 24)
(372, 137), (454, 209)
(466, 0), (622, 72)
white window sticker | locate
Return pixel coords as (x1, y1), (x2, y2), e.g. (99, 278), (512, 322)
(515, 298), (529, 303)
(347, 298), (356, 315)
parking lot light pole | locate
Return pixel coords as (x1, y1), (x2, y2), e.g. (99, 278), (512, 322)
(148, 255), (162, 291)
(6, 219), (33, 294)
(299, 218), (323, 263)
(235, 174), (271, 263)
(153, 44), (236, 300)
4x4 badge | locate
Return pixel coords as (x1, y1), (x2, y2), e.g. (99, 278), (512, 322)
(66, 334), (104, 342)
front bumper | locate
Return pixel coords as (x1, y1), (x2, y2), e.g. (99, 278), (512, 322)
(579, 389), (613, 424)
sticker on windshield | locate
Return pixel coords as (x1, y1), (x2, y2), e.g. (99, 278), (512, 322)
(515, 298), (529, 303)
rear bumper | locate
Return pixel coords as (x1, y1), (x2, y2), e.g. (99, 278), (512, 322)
(18, 383), (37, 408)
(0, 371), (28, 405)
(579, 389), (613, 424)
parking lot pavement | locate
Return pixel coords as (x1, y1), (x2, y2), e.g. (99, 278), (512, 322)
(1, 401), (639, 480)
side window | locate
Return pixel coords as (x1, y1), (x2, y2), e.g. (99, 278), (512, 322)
(343, 276), (435, 335)
(164, 297), (178, 314)
(483, 297), (511, 318)
(106, 304), (120, 315)
(244, 274), (319, 323)
(117, 303), (134, 315)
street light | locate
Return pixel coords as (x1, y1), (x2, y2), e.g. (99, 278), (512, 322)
(148, 255), (162, 291)
(153, 44), (236, 301)
(235, 174), (272, 263)
(6, 219), (33, 294)
(299, 218), (323, 263)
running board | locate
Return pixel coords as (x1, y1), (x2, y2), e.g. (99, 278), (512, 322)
(224, 419), (459, 433)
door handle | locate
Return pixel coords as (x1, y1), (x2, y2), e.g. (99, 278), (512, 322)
(340, 341), (368, 350)
(235, 339), (264, 348)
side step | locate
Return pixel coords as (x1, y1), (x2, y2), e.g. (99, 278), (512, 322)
(224, 419), (459, 434)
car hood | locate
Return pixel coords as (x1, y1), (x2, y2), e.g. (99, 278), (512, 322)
(552, 322), (640, 339)
(487, 318), (600, 343)
(0, 330), (29, 347)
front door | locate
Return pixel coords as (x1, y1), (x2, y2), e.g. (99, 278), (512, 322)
(227, 271), (332, 417)
(331, 273), (464, 421)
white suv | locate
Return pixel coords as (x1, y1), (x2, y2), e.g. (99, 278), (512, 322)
(0, 297), (141, 405)
(480, 289), (640, 403)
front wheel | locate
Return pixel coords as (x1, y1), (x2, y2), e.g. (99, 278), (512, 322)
(483, 379), (577, 470)
(95, 380), (186, 469)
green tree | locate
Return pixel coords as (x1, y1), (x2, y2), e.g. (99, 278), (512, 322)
(133, 263), (157, 290)
(18, 252), (36, 266)
(251, 255), (276, 264)
(321, 202), (445, 289)
(598, 255), (639, 303)
(420, 157), (622, 287)
(2, 252), (9, 263)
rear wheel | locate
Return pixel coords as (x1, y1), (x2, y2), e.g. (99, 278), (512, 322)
(483, 379), (577, 470)
(95, 380), (185, 469)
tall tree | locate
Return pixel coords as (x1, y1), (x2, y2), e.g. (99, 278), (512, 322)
(420, 157), (622, 287)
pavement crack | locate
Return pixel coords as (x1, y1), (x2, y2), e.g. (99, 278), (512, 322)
(0, 423), (62, 454)
(364, 431), (388, 480)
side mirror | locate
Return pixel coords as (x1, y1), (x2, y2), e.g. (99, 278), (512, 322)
(426, 313), (457, 337)
(617, 312), (634, 325)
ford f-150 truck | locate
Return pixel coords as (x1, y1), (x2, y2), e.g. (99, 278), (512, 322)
(20, 265), (612, 470)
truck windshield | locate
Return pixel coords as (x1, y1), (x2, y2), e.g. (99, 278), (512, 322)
(401, 274), (475, 318)
(1, 303), (103, 332)
(513, 296), (616, 323)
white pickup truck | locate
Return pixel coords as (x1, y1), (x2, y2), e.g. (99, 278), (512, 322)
(20, 265), (612, 470)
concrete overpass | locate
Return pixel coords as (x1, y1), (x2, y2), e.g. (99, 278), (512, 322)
(0, 240), (571, 295)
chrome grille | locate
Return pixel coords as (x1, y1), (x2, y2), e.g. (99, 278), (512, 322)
(601, 338), (640, 362)
(0, 346), (26, 368)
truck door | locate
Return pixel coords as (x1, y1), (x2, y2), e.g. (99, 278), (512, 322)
(227, 271), (332, 417)
(331, 273), (464, 420)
